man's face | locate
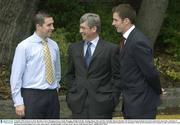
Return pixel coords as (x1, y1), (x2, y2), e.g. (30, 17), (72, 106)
(79, 21), (95, 41)
(112, 12), (126, 33)
(37, 17), (54, 38)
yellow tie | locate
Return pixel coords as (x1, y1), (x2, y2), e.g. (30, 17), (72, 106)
(42, 40), (54, 84)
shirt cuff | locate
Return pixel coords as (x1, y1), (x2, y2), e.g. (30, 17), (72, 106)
(13, 93), (24, 107)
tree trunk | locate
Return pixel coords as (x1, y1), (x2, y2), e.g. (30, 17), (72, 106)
(0, 0), (39, 66)
(124, 0), (143, 13)
(136, 0), (169, 48)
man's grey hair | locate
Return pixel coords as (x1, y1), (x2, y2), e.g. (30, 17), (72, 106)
(80, 13), (101, 33)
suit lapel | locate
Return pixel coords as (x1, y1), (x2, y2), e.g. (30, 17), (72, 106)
(77, 41), (87, 69)
(120, 28), (136, 59)
(79, 41), (84, 57)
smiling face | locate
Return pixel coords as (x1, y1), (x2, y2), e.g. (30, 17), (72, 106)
(112, 12), (127, 34)
(79, 21), (97, 41)
(36, 17), (54, 39)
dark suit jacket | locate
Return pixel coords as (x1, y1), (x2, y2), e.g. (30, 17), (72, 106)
(65, 38), (121, 115)
(119, 28), (162, 117)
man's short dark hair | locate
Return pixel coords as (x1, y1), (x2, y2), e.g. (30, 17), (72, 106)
(34, 11), (51, 26)
(112, 4), (136, 24)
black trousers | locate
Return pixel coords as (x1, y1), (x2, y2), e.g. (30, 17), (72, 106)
(21, 88), (60, 119)
(72, 97), (112, 119)
(123, 109), (157, 119)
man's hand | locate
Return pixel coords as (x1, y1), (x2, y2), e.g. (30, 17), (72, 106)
(15, 105), (25, 117)
(160, 88), (167, 101)
(161, 88), (167, 95)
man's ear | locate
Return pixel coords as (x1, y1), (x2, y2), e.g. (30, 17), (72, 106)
(91, 26), (97, 33)
(124, 18), (131, 24)
(36, 24), (41, 29)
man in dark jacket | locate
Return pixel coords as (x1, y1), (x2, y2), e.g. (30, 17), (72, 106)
(66, 13), (121, 119)
(112, 4), (162, 119)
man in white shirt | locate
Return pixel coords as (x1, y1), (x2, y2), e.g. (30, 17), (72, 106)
(112, 4), (162, 119)
(10, 11), (61, 119)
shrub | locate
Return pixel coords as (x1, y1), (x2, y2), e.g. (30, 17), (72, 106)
(52, 28), (70, 89)
(157, 0), (180, 60)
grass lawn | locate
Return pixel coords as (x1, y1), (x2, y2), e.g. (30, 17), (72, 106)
(113, 115), (180, 119)
(157, 115), (180, 119)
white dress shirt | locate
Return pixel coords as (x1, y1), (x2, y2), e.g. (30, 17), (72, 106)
(123, 25), (135, 44)
(84, 36), (99, 56)
(10, 32), (61, 106)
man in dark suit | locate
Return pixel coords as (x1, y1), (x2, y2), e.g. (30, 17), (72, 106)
(112, 4), (162, 119)
(65, 13), (121, 119)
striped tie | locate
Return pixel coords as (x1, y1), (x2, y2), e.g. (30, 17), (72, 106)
(42, 40), (54, 84)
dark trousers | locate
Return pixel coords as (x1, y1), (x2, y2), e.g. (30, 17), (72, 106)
(21, 88), (60, 119)
(123, 109), (157, 119)
(72, 98), (112, 119)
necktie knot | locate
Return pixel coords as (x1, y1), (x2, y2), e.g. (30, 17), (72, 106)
(120, 36), (126, 49)
(87, 41), (92, 47)
(41, 40), (46, 44)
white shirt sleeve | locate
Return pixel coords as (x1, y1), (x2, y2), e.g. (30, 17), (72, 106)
(10, 44), (26, 107)
(55, 46), (61, 89)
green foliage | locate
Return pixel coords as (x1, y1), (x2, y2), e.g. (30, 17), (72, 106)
(38, 0), (120, 44)
(154, 0), (180, 87)
(52, 28), (69, 58)
(51, 28), (70, 89)
(38, 0), (85, 43)
(154, 57), (180, 86)
(157, 0), (180, 59)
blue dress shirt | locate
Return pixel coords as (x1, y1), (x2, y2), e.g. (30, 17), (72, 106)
(10, 32), (61, 106)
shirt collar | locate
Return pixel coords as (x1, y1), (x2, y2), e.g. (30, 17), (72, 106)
(123, 25), (135, 39)
(85, 36), (99, 47)
(32, 32), (49, 43)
